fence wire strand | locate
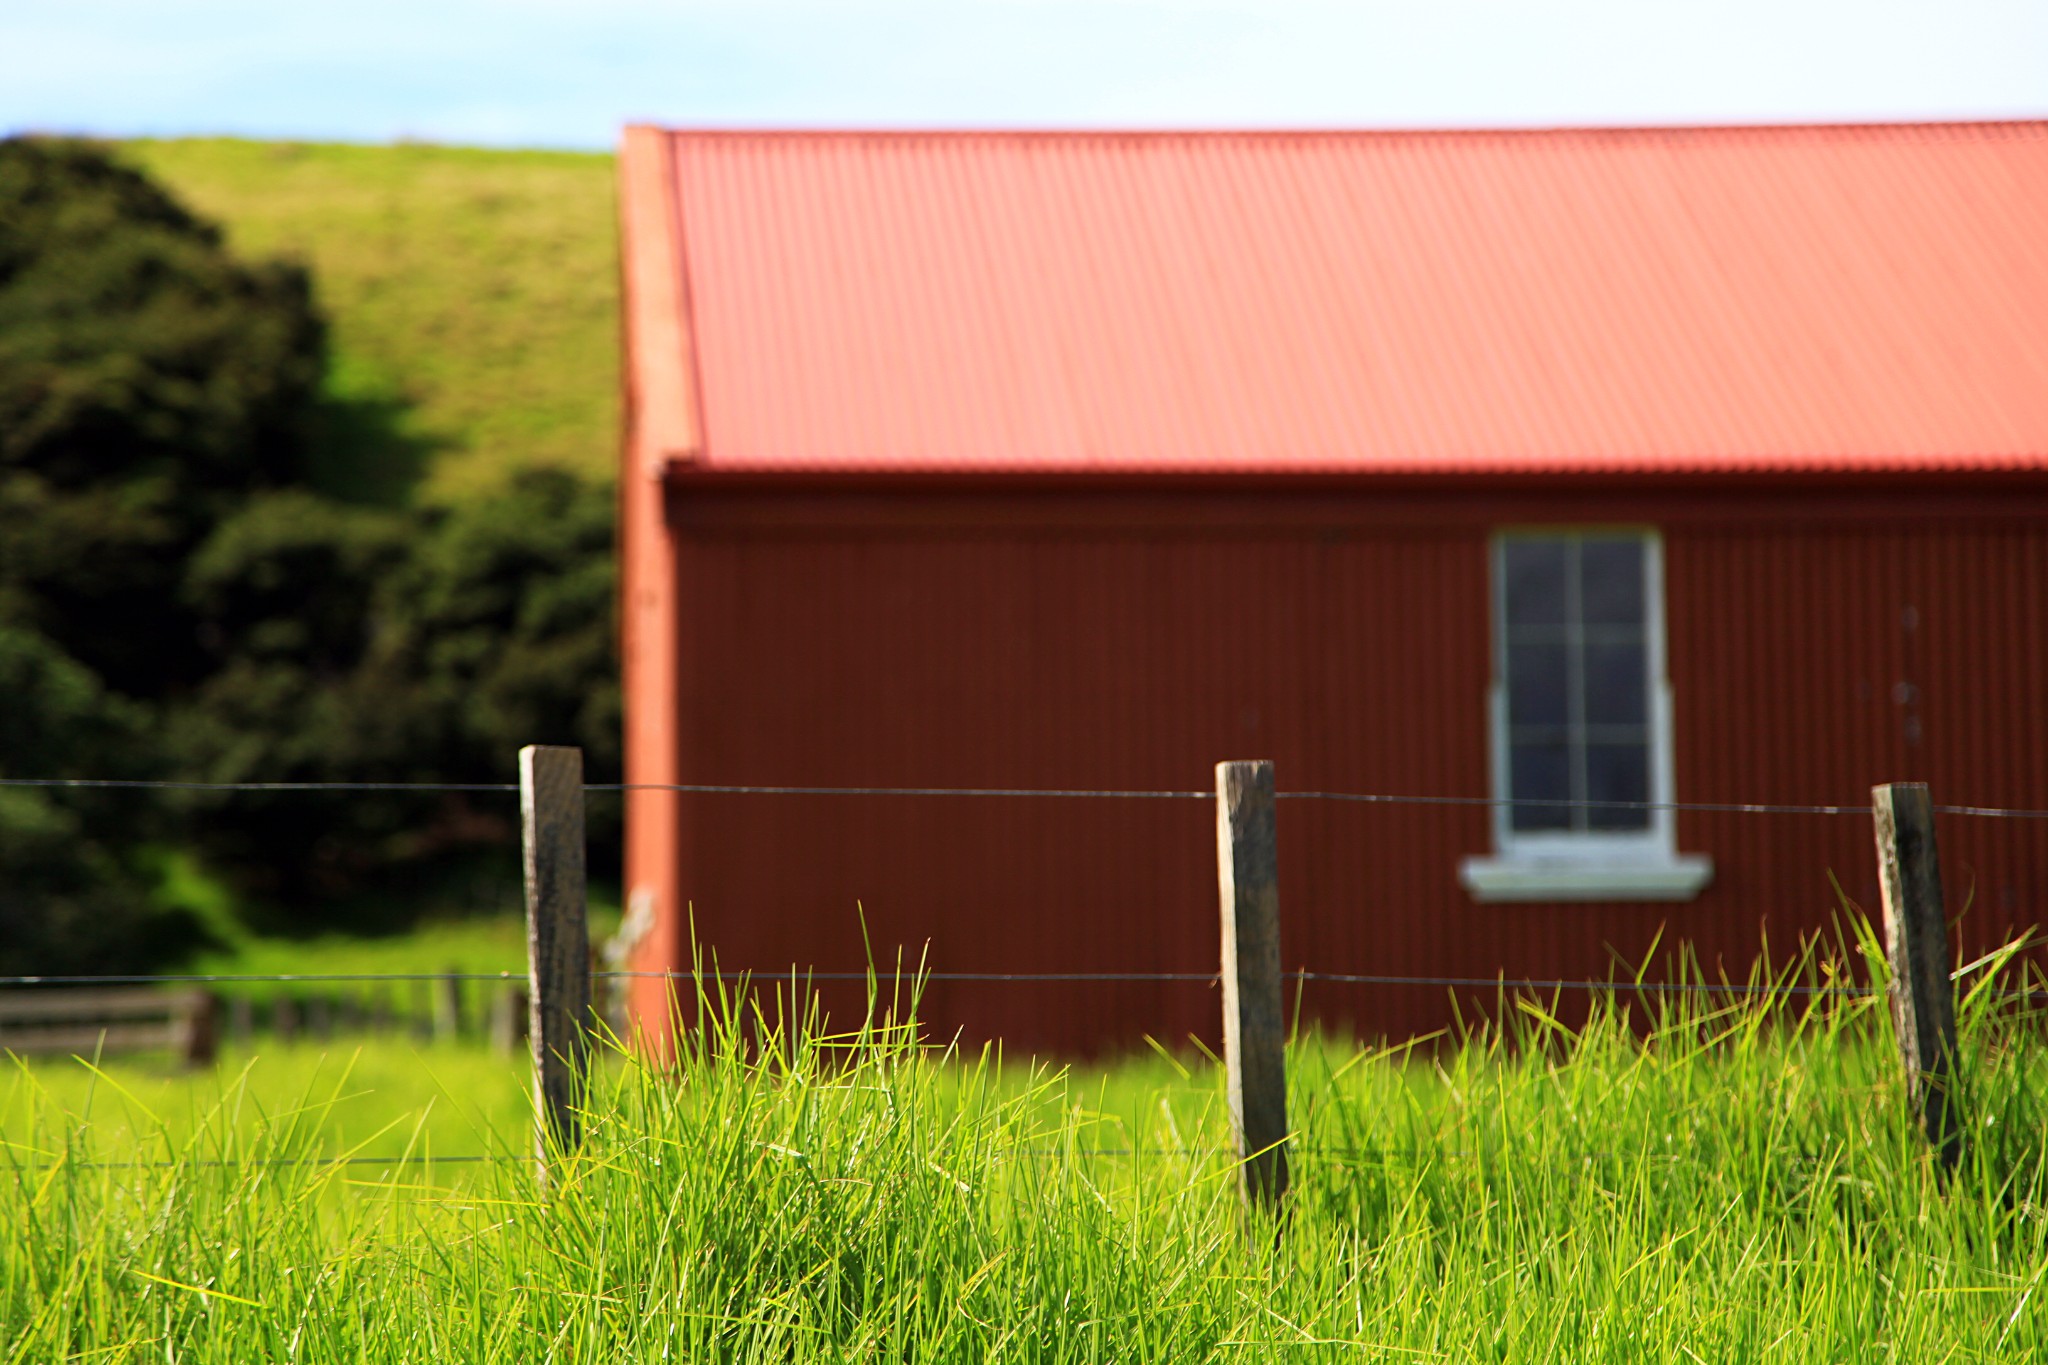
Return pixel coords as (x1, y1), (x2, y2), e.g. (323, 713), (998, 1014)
(0, 969), (1935, 997)
(7, 773), (2048, 818)
(17, 1154), (501, 1170)
(0, 778), (520, 792)
(30, 1142), (1957, 1174)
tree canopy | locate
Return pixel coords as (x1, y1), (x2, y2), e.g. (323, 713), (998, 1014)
(0, 138), (618, 970)
(0, 137), (325, 695)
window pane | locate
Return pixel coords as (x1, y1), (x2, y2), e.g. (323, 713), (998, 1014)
(1582, 642), (1648, 726)
(1509, 743), (1572, 831)
(1584, 743), (1652, 830)
(1503, 539), (1568, 627)
(1579, 539), (1645, 625)
(1506, 642), (1569, 727)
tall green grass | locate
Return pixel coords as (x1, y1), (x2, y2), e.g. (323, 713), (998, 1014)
(6, 957), (2048, 1361)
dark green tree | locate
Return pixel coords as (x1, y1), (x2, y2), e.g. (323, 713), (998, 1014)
(0, 136), (324, 967)
(0, 137), (620, 953)
(0, 136), (324, 698)
(0, 624), (210, 974)
(170, 466), (619, 927)
(391, 469), (620, 777)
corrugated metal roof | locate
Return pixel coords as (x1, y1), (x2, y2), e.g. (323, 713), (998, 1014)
(621, 124), (2048, 475)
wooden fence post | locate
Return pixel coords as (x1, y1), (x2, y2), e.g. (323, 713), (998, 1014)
(1872, 781), (1964, 1172)
(176, 991), (218, 1067)
(523, 744), (591, 1183)
(1216, 759), (1289, 1215)
(490, 984), (531, 1057)
(433, 969), (463, 1043)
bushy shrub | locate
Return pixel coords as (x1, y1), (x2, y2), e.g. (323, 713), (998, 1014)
(0, 138), (619, 960)
(0, 136), (324, 698)
(0, 626), (211, 973)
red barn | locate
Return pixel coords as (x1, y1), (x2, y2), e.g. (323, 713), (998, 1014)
(616, 123), (2048, 1057)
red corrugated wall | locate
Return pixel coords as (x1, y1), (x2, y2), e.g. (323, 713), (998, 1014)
(655, 480), (2048, 1054)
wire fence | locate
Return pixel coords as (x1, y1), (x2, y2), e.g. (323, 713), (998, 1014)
(17, 1145), (1796, 1174)
(6, 772), (2044, 1001)
(9, 773), (2048, 819)
(5, 970), (2034, 1177)
(0, 969), (1892, 996)
(21, 970), (2048, 1012)
(6, 762), (2042, 1186)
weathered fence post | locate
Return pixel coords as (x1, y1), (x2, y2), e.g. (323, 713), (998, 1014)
(522, 744), (591, 1184)
(433, 969), (464, 1042)
(490, 984), (531, 1057)
(176, 991), (219, 1067)
(1872, 781), (1964, 1172)
(1216, 759), (1289, 1215)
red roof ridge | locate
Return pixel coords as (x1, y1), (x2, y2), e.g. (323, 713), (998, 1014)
(631, 119), (2048, 142)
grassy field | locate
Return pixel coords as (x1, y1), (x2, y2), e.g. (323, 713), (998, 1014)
(143, 842), (619, 1006)
(124, 139), (618, 504)
(6, 974), (2048, 1361)
(4, 1041), (531, 1170)
(185, 904), (622, 1000)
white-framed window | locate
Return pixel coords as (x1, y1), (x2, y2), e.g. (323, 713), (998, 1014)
(1459, 529), (1712, 902)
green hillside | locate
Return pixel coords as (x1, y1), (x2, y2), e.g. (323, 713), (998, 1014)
(126, 139), (618, 503)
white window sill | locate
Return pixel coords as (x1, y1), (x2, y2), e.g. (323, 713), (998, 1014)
(1459, 854), (1714, 903)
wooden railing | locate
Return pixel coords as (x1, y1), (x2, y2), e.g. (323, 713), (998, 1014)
(0, 987), (217, 1066)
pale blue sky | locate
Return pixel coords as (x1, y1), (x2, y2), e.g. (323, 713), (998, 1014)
(5, 0), (2045, 149)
